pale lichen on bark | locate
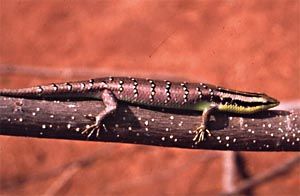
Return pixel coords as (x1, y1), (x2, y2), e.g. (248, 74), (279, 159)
(0, 96), (299, 151)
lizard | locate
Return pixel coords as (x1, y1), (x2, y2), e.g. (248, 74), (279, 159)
(0, 76), (279, 143)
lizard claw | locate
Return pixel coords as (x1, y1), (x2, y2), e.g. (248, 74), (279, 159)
(193, 125), (211, 144)
(81, 123), (100, 138)
(81, 120), (108, 138)
(81, 114), (108, 138)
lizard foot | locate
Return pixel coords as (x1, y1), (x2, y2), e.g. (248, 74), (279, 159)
(81, 113), (109, 138)
(81, 123), (101, 138)
(81, 119), (107, 138)
(193, 125), (211, 144)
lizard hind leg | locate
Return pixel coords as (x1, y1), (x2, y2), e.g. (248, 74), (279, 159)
(81, 89), (117, 138)
(193, 105), (218, 144)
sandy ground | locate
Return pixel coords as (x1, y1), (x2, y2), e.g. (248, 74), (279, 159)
(0, 0), (299, 195)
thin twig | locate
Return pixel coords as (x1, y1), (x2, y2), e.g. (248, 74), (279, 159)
(44, 164), (80, 196)
(148, 30), (176, 58)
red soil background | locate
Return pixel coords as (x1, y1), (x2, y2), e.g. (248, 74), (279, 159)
(0, 0), (299, 195)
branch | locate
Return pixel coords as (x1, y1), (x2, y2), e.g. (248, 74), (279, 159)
(0, 96), (299, 151)
(221, 156), (300, 195)
(43, 164), (80, 195)
(222, 152), (253, 195)
(222, 152), (237, 193)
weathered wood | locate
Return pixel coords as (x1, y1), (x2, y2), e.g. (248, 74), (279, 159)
(0, 96), (299, 151)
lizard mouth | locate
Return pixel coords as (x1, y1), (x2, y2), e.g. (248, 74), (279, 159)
(265, 95), (280, 109)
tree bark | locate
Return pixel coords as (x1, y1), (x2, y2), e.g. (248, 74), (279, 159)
(0, 96), (299, 151)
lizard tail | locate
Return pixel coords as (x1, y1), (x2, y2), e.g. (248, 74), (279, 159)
(0, 87), (42, 98)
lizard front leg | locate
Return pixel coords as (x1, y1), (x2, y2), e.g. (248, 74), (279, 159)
(193, 105), (218, 144)
(81, 89), (117, 138)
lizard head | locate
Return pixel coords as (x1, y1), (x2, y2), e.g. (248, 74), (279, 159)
(217, 90), (279, 114)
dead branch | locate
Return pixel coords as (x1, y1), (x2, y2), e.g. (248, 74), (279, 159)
(0, 96), (299, 151)
(43, 164), (80, 195)
(222, 152), (236, 193)
(221, 156), (300, 195)
(222, 152), (253, 196)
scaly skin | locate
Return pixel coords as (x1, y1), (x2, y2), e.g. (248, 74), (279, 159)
(0, 77), (279, 143)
